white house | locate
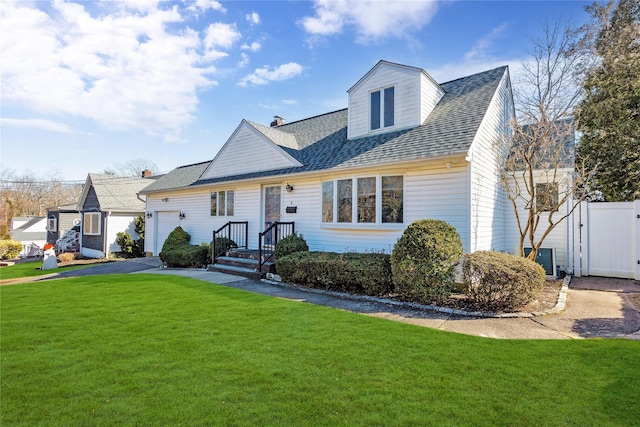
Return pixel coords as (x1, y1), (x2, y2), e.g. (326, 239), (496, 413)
(77, 174), (154, 258)
(10, 216), (48, 257)
(140, 60), (527, 271)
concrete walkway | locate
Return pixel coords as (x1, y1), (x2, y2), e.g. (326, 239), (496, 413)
(9, 257), (639, 340)
(135, 263), (640, 340)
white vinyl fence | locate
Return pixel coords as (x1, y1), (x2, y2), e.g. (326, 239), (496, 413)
(571, 200), (640, 279)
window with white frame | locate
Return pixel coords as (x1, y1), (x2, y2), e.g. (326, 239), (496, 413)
(211, 190), (235, 216)
(83, 212), (101, 235)
(47, 217), (57, 232)
(370, 86), (395, 131)
(322, 175), (403, 225)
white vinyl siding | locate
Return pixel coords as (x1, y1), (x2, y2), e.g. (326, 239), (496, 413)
(348, 62), (444, 139)
(200, 122), (302, 180)
(467, 69), (512, 254)
(106, 214), (138, 254)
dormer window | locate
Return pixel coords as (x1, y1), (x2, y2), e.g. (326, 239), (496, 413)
(370, 86), (395, 130)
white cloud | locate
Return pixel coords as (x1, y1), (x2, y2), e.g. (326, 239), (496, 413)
(238, 62), (304, 87)
(0, 118), (74, 133)
(282, 99), (298, 105)
(186, 0), (226, 14)
(246, 11), (260, 25)
(0, 1), (234, 142)
(204, 22), (241, 49)
(238, 52), (250, 67)
(241, 41), (261, 52)
(464, 23), (508, 62)
(300, 0), (440, 43)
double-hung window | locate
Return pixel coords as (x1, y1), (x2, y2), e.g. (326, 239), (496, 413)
(322, 175), (403, 225)
(370, 86), (395, 131)
(211, 190), (235, 216)
(83, 212), (101, 235)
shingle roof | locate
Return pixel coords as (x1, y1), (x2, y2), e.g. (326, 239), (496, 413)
(144, 65), (508, 191)
(87, 174), (152, 211)
(140, 161), (210, 194)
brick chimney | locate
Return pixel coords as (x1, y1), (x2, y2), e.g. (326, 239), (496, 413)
(270, 116), (285, 127)
(142, 169), (152, 178)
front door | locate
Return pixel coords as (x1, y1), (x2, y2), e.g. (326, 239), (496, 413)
(263, 185), (282, 231)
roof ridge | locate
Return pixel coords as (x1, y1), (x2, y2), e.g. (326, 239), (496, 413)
(277, 108), (347, 128)
(439, 65), (507, 86)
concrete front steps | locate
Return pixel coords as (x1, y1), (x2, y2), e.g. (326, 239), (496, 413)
(208, 249), (275, 280)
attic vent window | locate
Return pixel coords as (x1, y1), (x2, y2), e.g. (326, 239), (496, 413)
(370, 86), (395, 130)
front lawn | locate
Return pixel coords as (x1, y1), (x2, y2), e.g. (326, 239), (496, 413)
(0, 260), (94, 281)
(1, 275), (638, 426)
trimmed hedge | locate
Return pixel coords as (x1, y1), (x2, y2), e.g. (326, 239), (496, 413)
(391, 219), (463, 305)
(276, 251), (392, 296)
(0, 240), (23, 260)
(462, 251), (546, 312)
(274, 233), (309, 259)
(161, 245), (209, 268)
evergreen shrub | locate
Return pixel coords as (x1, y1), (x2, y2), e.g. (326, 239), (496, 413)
(462, 251), (546, 312)
(391, 219), (463, 305)
(274, 233), (309, 259)
(0, 239), (23, 260)
(276, 251), (392, 296)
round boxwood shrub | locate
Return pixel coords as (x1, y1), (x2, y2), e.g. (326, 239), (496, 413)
(462, 251), (546, 312)
(161, 226), (191, 252)
(0, 239), (23, 260)
(274, 233), (309, 259)
(391, 219), (463, 305)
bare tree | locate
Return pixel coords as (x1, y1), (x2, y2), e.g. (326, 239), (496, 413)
(0, 168), (83, 238)
(497, 21), (593, 260)
(109, 158), (159, 178)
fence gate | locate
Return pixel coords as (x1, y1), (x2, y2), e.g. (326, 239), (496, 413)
(576, 201), (640, 279)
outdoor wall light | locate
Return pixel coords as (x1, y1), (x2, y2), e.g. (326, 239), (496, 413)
(285, 183), (294, 193)
(146, 212), (153, 219)
(179, 211), (186, 220)
(162, 197), (169, 202)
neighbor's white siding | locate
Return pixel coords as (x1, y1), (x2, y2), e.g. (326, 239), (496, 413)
(200, 123), (301, 181)
(105, 214), (138, 255)
(348, 63), (444, 140)
(467, 68), (512, 254)
(503, 169), (573, 270)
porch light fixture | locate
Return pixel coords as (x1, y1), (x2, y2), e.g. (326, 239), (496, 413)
(285, 183), (294, 193)
(146, 212), (153, 219)
(162, 197), (169, 202)
(179, 211), (186, 220)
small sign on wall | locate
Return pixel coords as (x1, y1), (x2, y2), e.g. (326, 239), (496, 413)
(286, 206), (297, 214)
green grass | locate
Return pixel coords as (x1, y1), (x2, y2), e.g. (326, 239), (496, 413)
(1, 275), (639, 426)
(0, 261), (92, 280)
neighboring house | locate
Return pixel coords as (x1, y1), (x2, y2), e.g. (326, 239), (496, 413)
(140, 60), (518, 264)
(10, 216), (48, 257)
(77, 174), (154, 258)
(46, 203), (81, 252)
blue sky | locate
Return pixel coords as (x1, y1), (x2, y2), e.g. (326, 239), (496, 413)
(1, 0), (593, 181)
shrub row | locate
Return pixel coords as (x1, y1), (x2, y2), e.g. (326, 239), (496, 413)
(0, 240), (22, 260)
(462, 251), (546, 311)
(276, 251), (392, 296)
(274, 220), (545, 312)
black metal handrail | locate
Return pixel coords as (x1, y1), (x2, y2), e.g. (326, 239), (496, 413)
(258, 221), (295, 273)
(212, 221), (248, 264)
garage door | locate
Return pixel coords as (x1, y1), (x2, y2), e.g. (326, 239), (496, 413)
(155, 211), (180, 254)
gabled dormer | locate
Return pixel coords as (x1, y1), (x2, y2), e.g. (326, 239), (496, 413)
(347, 60), (445, 140)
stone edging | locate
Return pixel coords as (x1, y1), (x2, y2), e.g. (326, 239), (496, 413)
(261, 275), (571, 318)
